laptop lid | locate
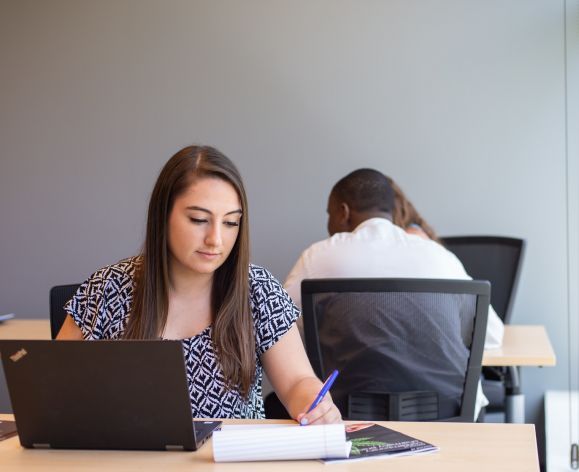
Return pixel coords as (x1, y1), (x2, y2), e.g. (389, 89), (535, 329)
(0, 340), (221, 450)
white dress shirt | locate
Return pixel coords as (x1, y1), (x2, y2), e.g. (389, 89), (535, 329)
(284, 217), (504, 419)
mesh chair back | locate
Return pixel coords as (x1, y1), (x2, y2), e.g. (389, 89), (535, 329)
(441, 236), (525, 324)
(302, 278), (489, 422)
(49, 284), (80, 339)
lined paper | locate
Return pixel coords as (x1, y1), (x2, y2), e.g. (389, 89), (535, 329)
(212, 424), (350, 462)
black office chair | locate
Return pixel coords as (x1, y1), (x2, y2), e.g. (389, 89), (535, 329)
(49, 284), (80, 339)
(441, 236), (525, 324)
(301, 278), (490, 422)
(441, 236), (525, 418)
(264, 391), (292, 419)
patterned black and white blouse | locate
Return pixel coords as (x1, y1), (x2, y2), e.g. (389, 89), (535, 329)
(64, 257), (299, 419)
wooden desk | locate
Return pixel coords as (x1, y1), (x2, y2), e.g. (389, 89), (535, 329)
(482, 325), (556, 367)
(0, 318), (51, 340)
(0, 320), (558, 367)
(0, 320), (555, 423)
(482, 325), (556, 423)
(0, 415), (539, 471)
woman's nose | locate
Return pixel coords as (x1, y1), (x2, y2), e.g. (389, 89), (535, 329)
(205, 223), (222, 247)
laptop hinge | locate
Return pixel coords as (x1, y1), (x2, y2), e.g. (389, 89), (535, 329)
(165, 445), (185, 451)
(32, 443), (51, 449)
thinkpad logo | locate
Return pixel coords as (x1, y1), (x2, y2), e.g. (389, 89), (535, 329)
(9, 348), (27, 362)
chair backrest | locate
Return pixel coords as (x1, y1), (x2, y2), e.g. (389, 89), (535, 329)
(49, 284), (80, 339)
(301, 278), (490, 422)
(441, 236), (525, 324)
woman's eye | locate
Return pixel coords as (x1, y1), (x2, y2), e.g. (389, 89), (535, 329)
(189, 218), (208, 224)
(224, 221), (240, 227)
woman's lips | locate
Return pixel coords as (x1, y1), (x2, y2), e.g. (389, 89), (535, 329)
(197, 251), (220, 260)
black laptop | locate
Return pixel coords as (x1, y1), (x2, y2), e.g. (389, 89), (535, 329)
(0, 340), (221, 450)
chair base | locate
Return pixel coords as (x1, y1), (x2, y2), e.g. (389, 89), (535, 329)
(348, 391), (439, 421)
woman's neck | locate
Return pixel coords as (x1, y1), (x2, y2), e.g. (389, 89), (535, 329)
(168, 262), (214, 297)
(164, 264), (214, 340)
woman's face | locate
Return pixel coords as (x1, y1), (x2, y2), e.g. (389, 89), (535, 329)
(167, 176), (242, 279)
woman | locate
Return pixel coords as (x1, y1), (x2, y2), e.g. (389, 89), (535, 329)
(57, 145), (341, 425)
(388, 177), (441, 243)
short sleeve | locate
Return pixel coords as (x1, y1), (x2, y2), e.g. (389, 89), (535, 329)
(63, 277), (102, 339)
(249, 265), (300, 355)
(63, 258), (137, 339)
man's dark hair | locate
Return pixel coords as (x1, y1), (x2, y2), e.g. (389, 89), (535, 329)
(332, 168), (394, 213)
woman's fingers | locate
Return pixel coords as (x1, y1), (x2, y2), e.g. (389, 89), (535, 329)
(297, 396), (342, 425)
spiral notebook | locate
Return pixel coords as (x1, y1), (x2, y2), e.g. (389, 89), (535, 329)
(213, 424), (350, 462)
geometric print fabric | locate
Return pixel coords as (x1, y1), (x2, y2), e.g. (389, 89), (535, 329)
(65, 257), (299, 418)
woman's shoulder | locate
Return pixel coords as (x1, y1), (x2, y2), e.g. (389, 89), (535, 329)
(83, 256), (142, 291)
(248, 264), (299, 352)
(248, 263), (277, 283)
(248, 264), (289, 291)
(247, 264), (288, 299)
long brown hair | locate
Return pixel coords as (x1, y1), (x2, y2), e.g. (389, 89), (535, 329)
(124, 145), (255, 396)
(388, 177), (441, 243)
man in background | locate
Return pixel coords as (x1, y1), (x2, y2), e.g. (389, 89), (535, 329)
(284, 168), (503, 419)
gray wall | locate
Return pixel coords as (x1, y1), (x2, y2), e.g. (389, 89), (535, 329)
(1, 0), (577, 462)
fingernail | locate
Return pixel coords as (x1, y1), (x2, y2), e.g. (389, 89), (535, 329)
(300, 417), (309, 426)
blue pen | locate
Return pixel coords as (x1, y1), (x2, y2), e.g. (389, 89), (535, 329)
(301, 370), (339, 424)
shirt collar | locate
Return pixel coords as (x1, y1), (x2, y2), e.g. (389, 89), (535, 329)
(352, 216), (393, 232)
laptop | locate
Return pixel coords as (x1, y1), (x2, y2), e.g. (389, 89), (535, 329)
(0, 340), (221, 450)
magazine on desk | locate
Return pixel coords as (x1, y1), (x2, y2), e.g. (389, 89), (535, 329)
(323, 422), (438, 463)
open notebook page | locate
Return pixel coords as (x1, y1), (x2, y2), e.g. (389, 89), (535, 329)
(213, 424), (350, 462)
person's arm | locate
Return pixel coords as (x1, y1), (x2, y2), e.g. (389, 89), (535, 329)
(261, 324), (342, 425)
(484, 304), (504, 349)
(56, 314), (84, 339)
(444, 251), (504, 349)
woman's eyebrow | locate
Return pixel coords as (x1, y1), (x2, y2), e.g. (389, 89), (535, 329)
(186, 206), (242, 216)
(225, 209), (243, 216)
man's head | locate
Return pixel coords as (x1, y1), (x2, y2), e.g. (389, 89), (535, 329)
(327, 168), (394, 236)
